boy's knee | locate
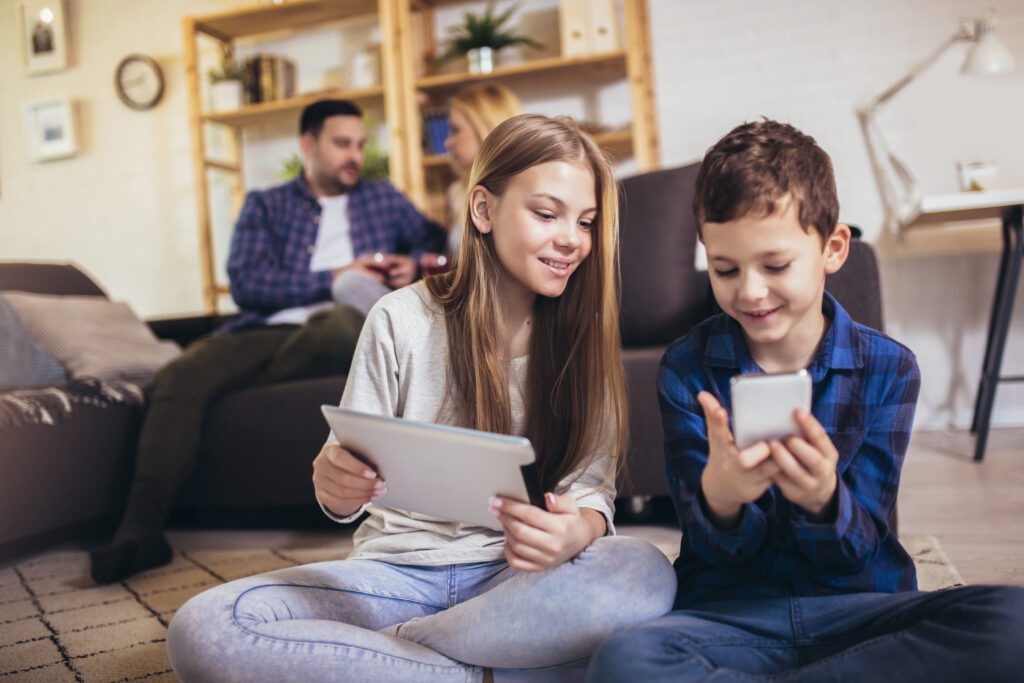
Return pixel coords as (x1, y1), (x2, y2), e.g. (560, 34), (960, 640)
(587, 627), (670, 683)
(980, 586), (1024, 673)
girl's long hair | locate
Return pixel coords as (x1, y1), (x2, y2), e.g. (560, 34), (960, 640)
(425, 114), (629, 493)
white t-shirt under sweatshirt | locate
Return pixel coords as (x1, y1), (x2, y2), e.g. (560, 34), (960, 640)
(328, 281), (617, 566)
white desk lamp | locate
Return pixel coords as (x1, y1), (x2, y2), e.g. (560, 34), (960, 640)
(857, 12), (1017, 232)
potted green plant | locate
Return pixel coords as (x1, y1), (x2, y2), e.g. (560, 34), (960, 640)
(437, 1), (542, 74)
(207, 49), (243, 112)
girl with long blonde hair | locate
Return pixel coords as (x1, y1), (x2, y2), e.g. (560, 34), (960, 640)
(168, 114), (676, 682)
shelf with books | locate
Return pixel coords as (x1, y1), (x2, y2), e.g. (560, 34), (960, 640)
(399, 0), (658, 222)
(420, 129), (633, 170)
(203, 86), (386, 127)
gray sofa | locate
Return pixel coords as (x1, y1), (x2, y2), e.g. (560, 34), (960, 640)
(0, 162), (885, 556)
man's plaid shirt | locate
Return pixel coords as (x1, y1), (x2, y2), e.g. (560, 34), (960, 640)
(222, 175), (444, 331)
(658, 292), (921, 607)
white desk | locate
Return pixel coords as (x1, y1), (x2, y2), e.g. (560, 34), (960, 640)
(904, 189), (1024, 226)
(902, 190), (1024, 461)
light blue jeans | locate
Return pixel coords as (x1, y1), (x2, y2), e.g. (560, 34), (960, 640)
(167, 536), (676, 682)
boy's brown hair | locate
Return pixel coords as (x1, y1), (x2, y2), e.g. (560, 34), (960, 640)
(693, 119), (839, 243)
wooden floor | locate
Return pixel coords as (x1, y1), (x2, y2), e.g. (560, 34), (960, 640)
(898, 428), (1024, 586)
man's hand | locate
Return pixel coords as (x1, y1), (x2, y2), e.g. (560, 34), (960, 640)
(332, 254), (387, 284)
(489, 494), (602, 572)
(381, 254), (418, 288)
(697, 391), (779, 529)
(768, 410), (839, 520)
(337, 253), (418, 289)
(312, 441), (386, 519)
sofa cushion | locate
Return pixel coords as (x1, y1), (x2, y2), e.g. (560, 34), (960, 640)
(2, 292), (181, 384)
(619, 164), (712, 346)
(0, 296), (68, 390)
(0, 262), (106, 297)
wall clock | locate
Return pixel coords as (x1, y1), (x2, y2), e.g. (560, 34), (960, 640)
(115, 54), (164, 111)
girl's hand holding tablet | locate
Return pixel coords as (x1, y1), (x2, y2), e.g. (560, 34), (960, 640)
(489, 493), (604, 572)
(312, 441), (387, 518)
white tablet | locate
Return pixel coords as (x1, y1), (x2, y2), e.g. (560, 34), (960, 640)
(321, 406), (544, 530)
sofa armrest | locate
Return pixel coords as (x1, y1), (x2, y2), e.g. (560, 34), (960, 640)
(147, 314), (237, 347)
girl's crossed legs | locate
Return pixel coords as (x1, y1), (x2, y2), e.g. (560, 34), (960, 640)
(167, 536), (676, 682)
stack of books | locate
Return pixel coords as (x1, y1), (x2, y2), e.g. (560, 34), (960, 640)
(422, 107), (449, 156)
(242, 55), (297, 105)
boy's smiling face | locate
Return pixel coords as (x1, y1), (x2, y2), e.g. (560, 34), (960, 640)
(702, 198), (850, 371)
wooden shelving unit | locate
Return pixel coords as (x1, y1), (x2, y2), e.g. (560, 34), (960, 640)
(183, 0), (399, 313)
(202, 86), (386, 127)
(398, 0), (659, 224)
(422, 129), (633, 167)
(192, 0), (378, 39)
(183, 0), (658, 312)
(415, 50), (628, 91)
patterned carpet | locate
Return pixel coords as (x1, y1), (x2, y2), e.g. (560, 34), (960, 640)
(0, 533), (963, 682)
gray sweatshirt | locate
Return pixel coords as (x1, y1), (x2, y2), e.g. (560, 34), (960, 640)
(327, 281), (617, 566)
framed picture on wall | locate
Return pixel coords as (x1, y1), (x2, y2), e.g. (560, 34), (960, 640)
(23, 99), (78, 162)
(18, 0), (68, 75)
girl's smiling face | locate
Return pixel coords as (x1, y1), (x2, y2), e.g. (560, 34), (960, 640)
(470, 160), (596, 303)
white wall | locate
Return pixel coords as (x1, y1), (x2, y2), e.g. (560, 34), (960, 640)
(1, 0), (1022, 429)
(0, 0), (257, 318)
(645, 0), (1024, 429)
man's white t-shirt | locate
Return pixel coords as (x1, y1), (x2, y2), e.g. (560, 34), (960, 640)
(266, 193), (354, 326)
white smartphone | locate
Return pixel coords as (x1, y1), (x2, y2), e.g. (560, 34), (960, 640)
(730, 370), (812, 449)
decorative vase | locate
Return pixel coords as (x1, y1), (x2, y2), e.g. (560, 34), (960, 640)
(210, 80), (243, 111)
(350, 45), (381, 89)
(466, 47), (495, 74)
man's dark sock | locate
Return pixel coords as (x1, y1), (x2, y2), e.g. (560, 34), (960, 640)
(90, 532), (173, 584)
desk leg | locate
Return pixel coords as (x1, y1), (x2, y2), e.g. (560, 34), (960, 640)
(972, 205), (1024, 461)
(971, 214), (1014, 433)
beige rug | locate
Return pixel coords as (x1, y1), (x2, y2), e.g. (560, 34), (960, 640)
(0, 533), (963, 682)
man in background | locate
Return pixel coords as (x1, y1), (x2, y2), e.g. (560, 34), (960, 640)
(91, 99), (444, 583)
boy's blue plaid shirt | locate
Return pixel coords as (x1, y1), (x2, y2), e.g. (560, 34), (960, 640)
(222, 175), (444, 332)
(658, 292), (921, 607)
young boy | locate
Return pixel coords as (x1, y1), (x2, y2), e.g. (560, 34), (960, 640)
(588, 120), (1023, 682)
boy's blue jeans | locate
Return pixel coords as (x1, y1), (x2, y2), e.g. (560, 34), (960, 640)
(587, 584), (1024, 682)
(167, 536), (676, 682)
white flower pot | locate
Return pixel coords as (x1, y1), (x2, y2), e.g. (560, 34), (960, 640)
(466, 47), (495, 74)
(210, 80), (243, 112)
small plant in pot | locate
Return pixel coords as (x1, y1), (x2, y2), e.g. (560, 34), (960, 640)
(208, 50), (244, 112)
(437, 0), (542, 74)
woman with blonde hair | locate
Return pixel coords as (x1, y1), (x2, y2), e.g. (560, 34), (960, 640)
(423, 82), (521, 273)
(168, 114), (676, 682)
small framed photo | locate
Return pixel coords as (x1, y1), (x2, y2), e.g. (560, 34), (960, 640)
(23, 99), (78, 162)
(18, 0), (68, 75)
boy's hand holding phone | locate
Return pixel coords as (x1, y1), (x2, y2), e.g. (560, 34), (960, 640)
(312, 441), (387, 518)
(697, 391), (780, 530)
(767, 411), (839, 520)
